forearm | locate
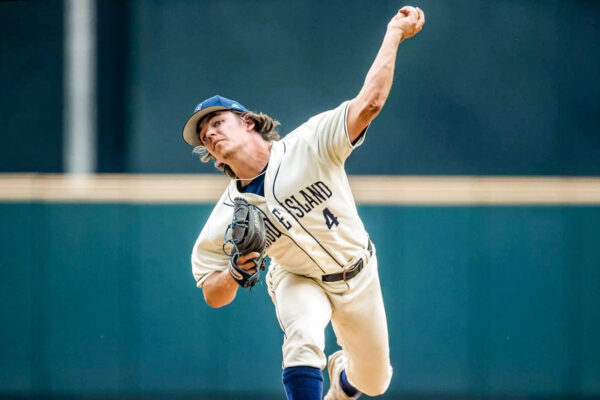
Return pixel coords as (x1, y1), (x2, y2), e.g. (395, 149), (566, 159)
(357, 32), (403, 114)
(200, 251), (259, 308)
(202, 269), (239, 308)
(347, 6), (424, 140)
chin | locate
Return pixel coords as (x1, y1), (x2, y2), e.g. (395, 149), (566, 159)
(219, 144), (239, 160)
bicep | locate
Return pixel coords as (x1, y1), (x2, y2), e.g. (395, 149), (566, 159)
(347, 96), (382, 143)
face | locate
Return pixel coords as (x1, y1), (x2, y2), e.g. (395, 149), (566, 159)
(197, 111), (251, 162)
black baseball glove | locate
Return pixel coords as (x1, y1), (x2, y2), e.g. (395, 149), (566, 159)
(222, 197), (267, 289)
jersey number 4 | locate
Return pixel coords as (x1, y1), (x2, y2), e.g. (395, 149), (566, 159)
(323, 208), (339, 229)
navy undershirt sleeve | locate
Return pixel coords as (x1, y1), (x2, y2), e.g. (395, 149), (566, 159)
(351, 127), (367, 146)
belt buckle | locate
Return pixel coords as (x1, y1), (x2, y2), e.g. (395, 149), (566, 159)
(342, 262), (358, 281)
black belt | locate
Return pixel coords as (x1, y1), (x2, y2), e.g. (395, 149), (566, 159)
(322, 241), (373, 283)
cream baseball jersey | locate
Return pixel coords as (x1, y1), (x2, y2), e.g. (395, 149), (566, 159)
(192, 101), (370, 286)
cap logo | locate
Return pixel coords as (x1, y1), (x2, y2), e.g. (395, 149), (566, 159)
(231, 103), (241, 109)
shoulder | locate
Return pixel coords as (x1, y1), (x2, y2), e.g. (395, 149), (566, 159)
(307, 100), (350, 123)
(281, 101), (351, 141)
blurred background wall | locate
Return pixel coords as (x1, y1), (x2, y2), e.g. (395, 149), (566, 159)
(2, 0), (599, 175)
(1, 0), (599, 399)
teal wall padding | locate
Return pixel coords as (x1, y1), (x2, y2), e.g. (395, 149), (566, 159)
(2, 0), (599, 175)
(126, 0), (600, 175)
(1, 203), (599, 397)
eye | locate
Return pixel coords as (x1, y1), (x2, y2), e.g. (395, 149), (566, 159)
(198, 127), (207, 144)
(214, 119), (223, 127)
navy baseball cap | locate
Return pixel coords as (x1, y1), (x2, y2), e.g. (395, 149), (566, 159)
(182, 95), (248, 146)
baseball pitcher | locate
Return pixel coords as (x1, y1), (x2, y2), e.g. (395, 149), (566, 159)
(182, 6), (425, 399)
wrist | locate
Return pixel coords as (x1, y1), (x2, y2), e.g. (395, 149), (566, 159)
(223, 266), (240, 287)
(384, 29), (404, 46)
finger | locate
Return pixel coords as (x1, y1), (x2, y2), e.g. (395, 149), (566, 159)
(236, 258), (256, 272)
(404, 6), (417, 18)
(416, 17), (423, 30)
(417, 7), (425, 24)
(238, 261), (258, 272)
(238, 251), (260, 263)
(412, 8), (423, 31)
(398, 6), (413, 17)
(412, 7), (420, 19)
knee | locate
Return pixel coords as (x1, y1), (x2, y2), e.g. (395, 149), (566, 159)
(282, 325), (327, 369)
(350, 363), (393, 396)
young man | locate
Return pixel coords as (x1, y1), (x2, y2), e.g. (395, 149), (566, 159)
(182, 6), (425, 399)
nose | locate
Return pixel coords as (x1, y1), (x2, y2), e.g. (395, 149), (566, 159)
(205, 128), (217, 143)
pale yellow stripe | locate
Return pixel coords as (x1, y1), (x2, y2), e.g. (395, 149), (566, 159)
(349, 176), (600, 205)
(0, 174), (228, 203)
(0, 174), (599, 205)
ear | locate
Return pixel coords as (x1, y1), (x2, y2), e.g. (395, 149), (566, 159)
(243, 114), (256, 132)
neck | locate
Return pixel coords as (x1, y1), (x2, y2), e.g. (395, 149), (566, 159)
(228, 138), (271, 183)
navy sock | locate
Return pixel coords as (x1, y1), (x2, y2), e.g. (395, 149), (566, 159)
(340, 369), (360, 398)
(282, 366), (323, 400)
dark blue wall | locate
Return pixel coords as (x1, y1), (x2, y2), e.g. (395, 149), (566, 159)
(0, 0), (63, 172)
(1, 203), (599, 397)
(1, 0), (599, 174)
(128, 0), (600, 175)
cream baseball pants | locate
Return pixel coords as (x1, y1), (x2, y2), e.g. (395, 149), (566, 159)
(266, 254), (393, 396)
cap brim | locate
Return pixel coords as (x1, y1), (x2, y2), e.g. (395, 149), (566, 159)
(182, 106), (230, 146)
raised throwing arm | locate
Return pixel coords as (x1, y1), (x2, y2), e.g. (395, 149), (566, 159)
(346, 6), (425, 142)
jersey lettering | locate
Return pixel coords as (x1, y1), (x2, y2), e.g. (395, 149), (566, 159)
(300, 189), (319, 209)
(315, 181), (333, 198)
(307, 184), (327, 202)
(291, 195), (312, 213)
(272, 208), (292, 231)
(285, 198), (305, 218)
(280, 180), (334, 220)
(264, 217), (283, 248)
(323, 208), (339, 229)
